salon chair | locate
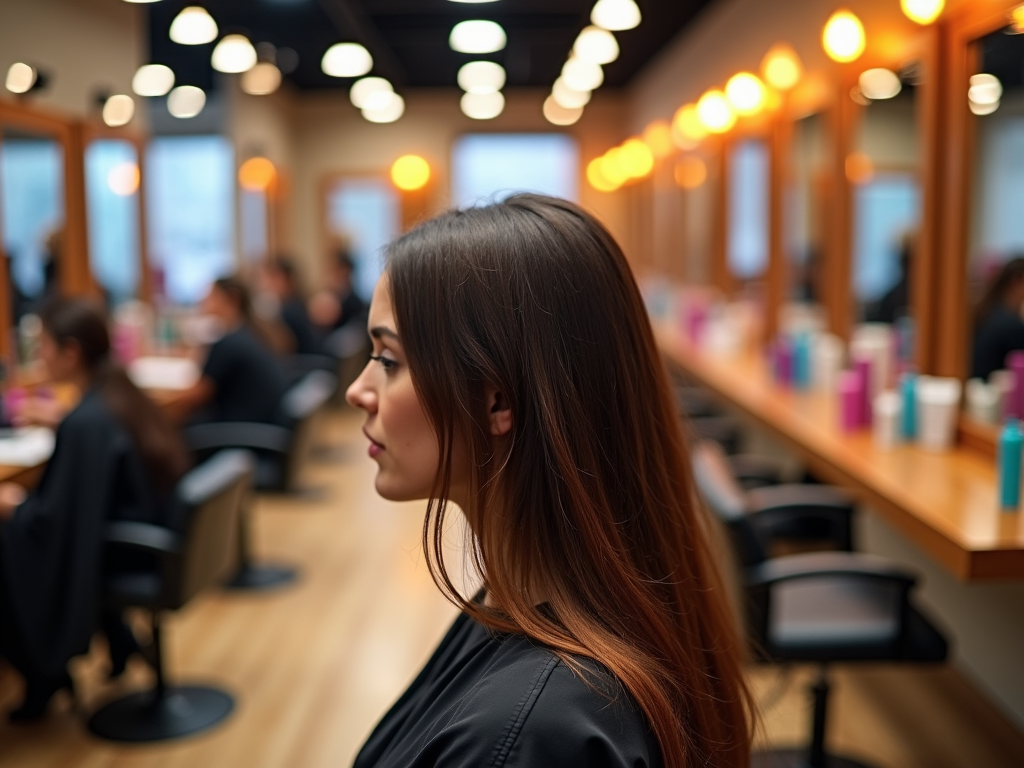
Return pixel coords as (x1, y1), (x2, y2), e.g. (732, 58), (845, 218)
(283, 353), (338, 387)
(184, 369), (338, 590)
(88, 450), (253, 742)
(686, 412), (787, 491)
(692, 442), (948, 768)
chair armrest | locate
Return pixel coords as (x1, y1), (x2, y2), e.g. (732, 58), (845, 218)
(746, 484), (856, 550)
(746, 551), (917, 589)
(104, 521), (182, 557)
(184, 422), (293, 455)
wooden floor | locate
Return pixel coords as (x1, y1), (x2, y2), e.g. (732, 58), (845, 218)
(2, 409), (1023, 767)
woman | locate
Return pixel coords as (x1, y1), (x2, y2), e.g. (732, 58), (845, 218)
(346, 196), (751, 767)
(262, 256), (322, 356)
(971, 256), (1024, 380)
(0, 298), (190, 721)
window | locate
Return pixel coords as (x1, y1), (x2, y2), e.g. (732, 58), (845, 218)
(451, 133), (579, 208)
(728, 139), (769, 280)
(325, 177), (399, 300)
(85, 139), (141, 303)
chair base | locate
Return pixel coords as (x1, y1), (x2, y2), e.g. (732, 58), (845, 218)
(753, 748), (877, 768)
(88, 685), (234, 742)
(224, 562), (298, 591)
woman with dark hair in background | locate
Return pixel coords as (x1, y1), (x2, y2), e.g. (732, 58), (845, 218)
(262, 256), (322, 355)
(971, 256), (1024, 380)
(180, 276), (288, 425)
(347, 195), (752, 768)
(0, 298), (190, 721)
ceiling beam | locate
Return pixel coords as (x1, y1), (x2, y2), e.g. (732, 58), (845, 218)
(316, 0), (408, 86)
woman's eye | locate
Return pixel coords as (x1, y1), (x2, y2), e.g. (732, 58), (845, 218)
(370, 354), (398, 373)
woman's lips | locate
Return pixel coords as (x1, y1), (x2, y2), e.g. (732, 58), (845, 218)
(363, 427), (384, 458)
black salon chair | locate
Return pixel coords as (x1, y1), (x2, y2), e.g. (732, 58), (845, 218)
(686, 412), (788, 490)
(692, 442), (948, 768)
(88, 450), (253, 743)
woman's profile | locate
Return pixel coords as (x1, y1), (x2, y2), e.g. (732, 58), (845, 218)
(346, 194), (751, 768)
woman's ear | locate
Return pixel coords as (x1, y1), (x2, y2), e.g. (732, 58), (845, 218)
(485, 385), (513, 437)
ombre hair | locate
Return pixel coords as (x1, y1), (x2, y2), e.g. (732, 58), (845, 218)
(385, 194), (752, 767)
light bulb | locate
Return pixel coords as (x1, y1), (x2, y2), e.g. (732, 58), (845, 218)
(561, 58), (603, 92)
(859, 68), (901, 100)
(697, 89), (736, 133)
(239, 157), (276, 191)
(573, 26), (619, 65)
(600, 149), (629, 186)
(675, 156), (707, 189)
(969, 99), (1000, 116)
(212, 34), (257, 73)
(822, 10), (866, 64)
(619, 138), (654, 178)
(543, 95), (583, 126)
(725, 72), (767, 115)
(969, 73), (1002, 106)
(449, 20), (507, 54)
(167, 85), (206, 118)
(672, 103), (707, 147)
(5, 62), (37, 94)
(552, 78), (591, 109)
(901, 0), (944, 25)
(591, 0), (641, 31)
(132, 64), (175, 96)
(322, 42), (373, 78)
(242, 62), (282, 95)
(461, 90), (505, 120)
(102, 94), (135, 127)
(350, 77), (393, 108)
(107, 162), (140, 196)
(362, 92), (405, 123)
(391, 155), (431, 191)
(169, 6), (218, 46)
(761, 44), (802, 91)
(457, 61), (506, 94)
(642, 120), (674, 159)
(587, 158), (619, 192)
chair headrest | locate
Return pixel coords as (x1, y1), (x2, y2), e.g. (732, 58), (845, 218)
(177, 450), (254, 508)
(282, 370), (338, 421)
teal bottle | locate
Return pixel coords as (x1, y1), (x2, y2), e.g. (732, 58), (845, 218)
(999, 419), (1023, 511)
(900, 373), (917, 440)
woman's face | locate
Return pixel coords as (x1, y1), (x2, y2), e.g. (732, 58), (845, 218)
(347, 277), (454, 502)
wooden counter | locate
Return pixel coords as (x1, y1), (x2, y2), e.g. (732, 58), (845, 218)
(655, 323), (1024, 581)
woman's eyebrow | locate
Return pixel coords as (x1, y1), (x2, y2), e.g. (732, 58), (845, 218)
(370, 326), (400, 342)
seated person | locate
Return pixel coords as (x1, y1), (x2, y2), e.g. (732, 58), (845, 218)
(971, 257), (1024, 380)
(180, 277), (288, 425)
(261, 256), (322, 356)
(0, 298), (190, 721)
(308, 250), (368, 335)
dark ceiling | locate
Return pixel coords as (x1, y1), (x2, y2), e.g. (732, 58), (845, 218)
(146, 0), (715, 93)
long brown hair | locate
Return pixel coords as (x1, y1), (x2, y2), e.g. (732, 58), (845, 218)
(40, 298), (190, 493)
(386, 195), (752, 767)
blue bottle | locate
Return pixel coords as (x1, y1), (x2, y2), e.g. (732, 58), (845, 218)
(900, 372), (917, 440)
(793, 332), (812, 390)
(999, 419), (1023, 511)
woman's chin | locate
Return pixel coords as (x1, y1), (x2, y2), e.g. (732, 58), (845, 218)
(373, 474), (427, 503)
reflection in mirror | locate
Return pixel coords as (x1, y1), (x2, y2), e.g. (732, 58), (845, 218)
(0, 128), (65, 323)
(86, 139), (141, 305)
(676, 150), (711, 286)
(727, 138), (768, 296)
(787, 112), (826, 304)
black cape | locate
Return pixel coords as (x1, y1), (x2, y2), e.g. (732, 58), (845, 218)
(0, 389), (155, 679)
(353, 611), (663, 768)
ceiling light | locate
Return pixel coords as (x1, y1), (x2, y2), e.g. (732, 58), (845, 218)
(552, 78), (591, 108)
(761, 44), (802, 91)
(822, 10), (866, 63)
(167, 85), (206, 118)
(859, 68), (901, 100)
(449, 20), (506, 54)
(672, 104), (707, 147)
(697, 89), (736, 133)
(322, 42), (373, 77)
(362, 92), (405, 123)
(461, 90), (504, 120)
(591, 0), (641, 31)
(642, 120), (674, 159)
(242, 62), (282, 95)
(102, 94), (135, 127)
(212, 34), (257, 73)
(969, 73), (1002, 105)
(587, 158), (619, 192)
(107, 162), (140, 197)
(239, 157), (276, 191)
(5, 62), (38, 94)
(600, 149), (629, 186)
(391, 155), (431, 191)
(561, 58), (603, 92)
(901, 0), (944, 25)
(132, 63), (175, 96)
(725, 72), (767, 115)
(969, 98), (999, 116)
(457, 61), (505, 93)
(573, 26), (619, 65)
(1011, 5), (1024, 34)
(350, 76), (393, 108)
(619, 138), (654, 178)
(675, 156), (707, 189)
(543, 95), (583, 126)
(169, 6), (218, 46)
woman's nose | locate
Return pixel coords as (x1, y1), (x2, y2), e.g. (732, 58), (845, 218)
(346, 362), (378, 412)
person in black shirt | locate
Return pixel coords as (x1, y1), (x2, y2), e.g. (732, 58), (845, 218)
(971, 257), (1024, 380)
(262, 256), (322, 355)
(180, 277), (288, 425)
(309, 250), (367, 335)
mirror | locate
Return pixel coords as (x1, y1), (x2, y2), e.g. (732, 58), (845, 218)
(85, 138), (141, 306)
(674, 149), (712, 286)
(787, 112), (827, 305)
(727, 137), (769, 299)
(0, 127), (65, 326)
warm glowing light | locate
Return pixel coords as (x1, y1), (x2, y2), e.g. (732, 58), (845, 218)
(761, 44), (802, 91)
(239, 157), (276, 191)
(642, 120), (674, 159)
(543, 95), (583, 126)
(587, 158), (619, 192)
(600, 149), (629, 186)
(102, 94), (135, 127)
(969, 74), (1002, 105)
(212, 34), (257, 73)
(362, 92), (405, 123)
(562, 58), (604, 92)
(242, 62), (282, 95)
(859, 68), (901, 100)
(449, 20), (507, 54)
(619, 138), (654, 178)
(901, 0), (944, 25)
(697, 89), (736, 133)
(457, 61), (506, 93)
(169, 7), (218, 46)
(350, 77), (393, 109)
(674, 156), (707, 189)
(107, 161), (140, 196)
(822, 10), (866, 63)
(672, 104), (707, 148)
(552, 77), (591, 109)
(845, 152), (874, 184)
(970, 100), (1000, 116)
(167, 85), (206, 118)
(5, 63), (37, 94)
(1012, 5), (1024, 35)
(322, 43), (373, 78)
(573, 26), (619, 65)
(725, 72), (767, 115)
(132, 64), (174, 97)
(591, 0), (641, 31)
(391, 155), (431, 191)
(461, 90), (505, 120)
